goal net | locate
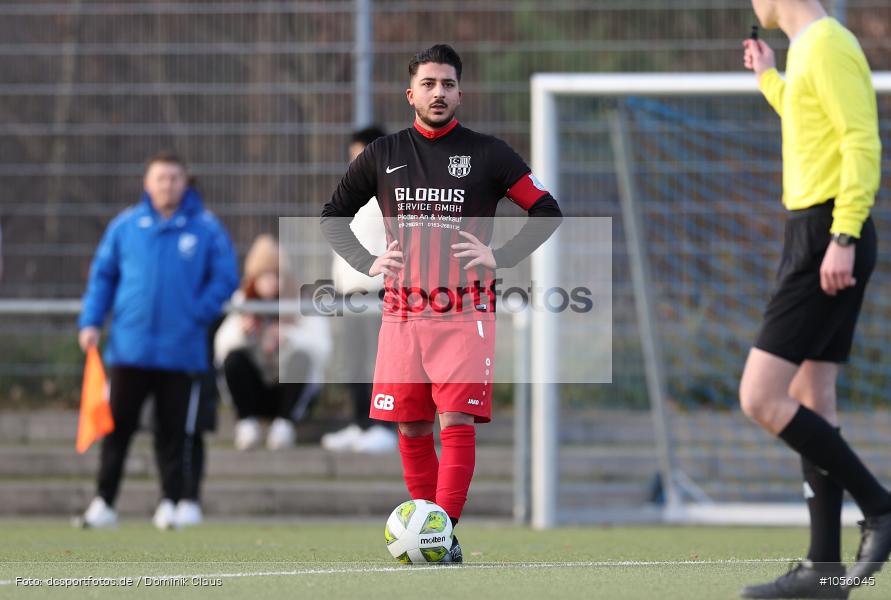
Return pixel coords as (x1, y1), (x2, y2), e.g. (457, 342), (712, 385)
(526, 72), (891, 528)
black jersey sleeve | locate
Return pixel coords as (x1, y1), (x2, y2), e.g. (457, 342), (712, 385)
(320, 142), (380, 275)
(490, 139), (538, 203)
(492, 195), (563, 269)
(487, 138), (562, 269)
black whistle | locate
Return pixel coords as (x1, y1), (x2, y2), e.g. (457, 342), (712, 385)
(751, 25), (759, 41)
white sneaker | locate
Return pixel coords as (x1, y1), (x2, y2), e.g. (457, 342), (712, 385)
(320, 424), (363, 452)
(234, 418), (262, 451)
(152, 499), (177, 530)
(266, 417), (296, 450)
(353, 425), (398, 454)
(75, 497), (118, 529)
(174, 500), (203, 528)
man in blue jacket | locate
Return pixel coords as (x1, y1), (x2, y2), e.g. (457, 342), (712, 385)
(76, 152), (238, 530)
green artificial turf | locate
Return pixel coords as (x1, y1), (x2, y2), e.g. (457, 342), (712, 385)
(0, 520), (886, 599)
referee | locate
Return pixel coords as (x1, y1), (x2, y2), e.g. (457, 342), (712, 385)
(740, 1), (888, 597)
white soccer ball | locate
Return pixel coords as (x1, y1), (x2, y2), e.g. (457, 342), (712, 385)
(384, 499), (453, 564)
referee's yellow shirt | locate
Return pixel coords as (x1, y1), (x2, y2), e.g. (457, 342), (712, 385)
(758, 17), (881, 238)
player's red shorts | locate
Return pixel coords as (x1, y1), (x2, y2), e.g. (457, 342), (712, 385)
(370, 318), (495, 423)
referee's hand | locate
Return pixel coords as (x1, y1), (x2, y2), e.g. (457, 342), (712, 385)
(820, 242), (857, 296)
(369, 240), (403, 277)
(452, 231), (496, 270)
(743, 39), (775, 81)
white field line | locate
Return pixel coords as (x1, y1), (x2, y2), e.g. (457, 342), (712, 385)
(0, 558), (801, 585)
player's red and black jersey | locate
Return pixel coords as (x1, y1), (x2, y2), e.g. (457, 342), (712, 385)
(321, 119), (562, 321)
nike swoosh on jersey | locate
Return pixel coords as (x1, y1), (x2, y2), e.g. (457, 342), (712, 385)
(385, 165), (407, 174)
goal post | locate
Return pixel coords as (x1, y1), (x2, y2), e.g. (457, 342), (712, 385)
(528, 71), (891, 530)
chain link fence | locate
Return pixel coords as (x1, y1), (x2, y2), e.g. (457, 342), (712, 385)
(1, 0), (889, 401)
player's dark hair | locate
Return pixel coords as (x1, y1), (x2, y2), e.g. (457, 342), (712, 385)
(351, 126), (387, 147)
(408, 44), (462, 82)
(143, 150), (187, 175)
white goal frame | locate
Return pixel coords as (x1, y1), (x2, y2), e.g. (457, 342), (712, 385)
(528, 71), (891, 530)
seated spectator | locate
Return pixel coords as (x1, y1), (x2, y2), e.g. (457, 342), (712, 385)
(321, 125), (397, 454)
(215, 234), (331, 450)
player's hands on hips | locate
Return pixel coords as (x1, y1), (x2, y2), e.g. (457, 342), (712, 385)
(452, 231), (496, 270)
(743, 39), (775, 80)
(78, 326), (100, 352)
(369, 240), (403, 277)
(820, 241), (856, 296)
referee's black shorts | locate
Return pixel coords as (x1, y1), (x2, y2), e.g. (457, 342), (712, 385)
(754, 199), (877, 365)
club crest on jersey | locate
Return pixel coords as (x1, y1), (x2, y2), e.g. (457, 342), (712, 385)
(448, 155), (472, 178)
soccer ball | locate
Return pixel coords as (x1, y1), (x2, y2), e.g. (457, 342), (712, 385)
(384, 499), (453, 564)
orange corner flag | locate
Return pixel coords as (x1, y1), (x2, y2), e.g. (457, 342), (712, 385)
(76, 347), (114, 454)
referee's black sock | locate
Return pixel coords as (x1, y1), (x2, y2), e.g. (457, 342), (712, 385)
(802, 452), (843, 563)
(781, 406), (891, 518)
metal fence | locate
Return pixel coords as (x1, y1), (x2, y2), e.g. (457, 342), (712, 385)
(1, 0), (890, 398)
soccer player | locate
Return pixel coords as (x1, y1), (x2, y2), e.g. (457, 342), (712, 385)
(740, 1), (887, 597)
(321, 44), (562, 562)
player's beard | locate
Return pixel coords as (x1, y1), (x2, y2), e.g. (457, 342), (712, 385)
(416, 103), (456, 129)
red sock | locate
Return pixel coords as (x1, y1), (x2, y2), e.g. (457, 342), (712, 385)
(436, 425), (476, 521)
(398, 432), (439, 501)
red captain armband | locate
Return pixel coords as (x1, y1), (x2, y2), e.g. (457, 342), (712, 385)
(506, 172), (550, 210)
